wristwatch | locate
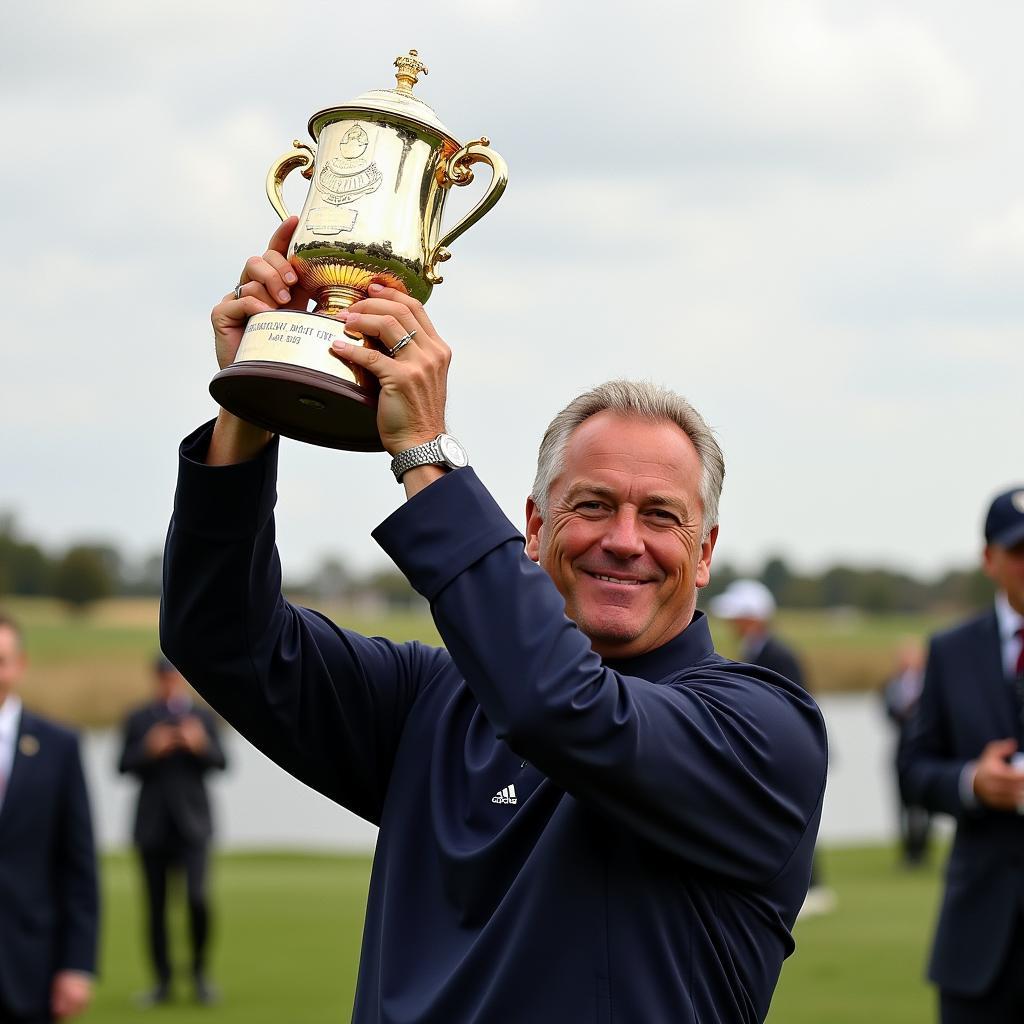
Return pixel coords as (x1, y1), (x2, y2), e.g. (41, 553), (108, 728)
(391, 433), (469, 483)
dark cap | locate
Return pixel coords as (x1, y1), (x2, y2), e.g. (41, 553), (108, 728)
(984, 487), (1024, 549)
(153, 653), (177, 675)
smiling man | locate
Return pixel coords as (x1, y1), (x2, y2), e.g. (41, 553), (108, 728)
(525, 406), (716, 659)
(161, 223), (827, 1024)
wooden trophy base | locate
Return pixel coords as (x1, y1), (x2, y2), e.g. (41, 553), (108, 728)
(209, 307), (383, 451)
(210, 361), (383, 451)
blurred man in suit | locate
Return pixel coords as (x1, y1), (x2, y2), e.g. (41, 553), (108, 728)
(118, 656), (226, 1006)
(0, 612), (98, 1023)
(710, 578), (835, 916)
(901, 487), (1024, 1023)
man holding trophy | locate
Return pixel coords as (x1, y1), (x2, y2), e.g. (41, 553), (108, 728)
(162, 52), (826, 1024)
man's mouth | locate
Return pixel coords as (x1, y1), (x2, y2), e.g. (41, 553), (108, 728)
(585, 571), (645, 586)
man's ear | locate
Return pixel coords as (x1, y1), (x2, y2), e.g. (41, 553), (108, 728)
(525, 496), (543, 563)
(695, 524), (719, 590)
(982, 544), (997, 581)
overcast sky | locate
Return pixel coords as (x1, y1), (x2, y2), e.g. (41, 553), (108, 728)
(2, 1), (1021, 581)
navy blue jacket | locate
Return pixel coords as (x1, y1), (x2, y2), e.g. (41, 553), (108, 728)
(900, 609), (1024, 997)
(118, 701), (227, 849)
(0, 710), (99, 1019)
(161, 424), (827, 1024)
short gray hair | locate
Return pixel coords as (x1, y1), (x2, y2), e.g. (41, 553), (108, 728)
(531, 380), (725, 541)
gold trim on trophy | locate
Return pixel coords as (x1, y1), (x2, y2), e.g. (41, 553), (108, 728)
(211, 50), (508, 451)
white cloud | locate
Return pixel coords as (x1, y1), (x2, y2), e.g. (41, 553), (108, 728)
(1, 0), (1021, 578)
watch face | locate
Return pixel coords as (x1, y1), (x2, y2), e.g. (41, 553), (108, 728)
(438, 434), (469, 468)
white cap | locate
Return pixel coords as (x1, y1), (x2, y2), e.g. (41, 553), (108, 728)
(709, 579), (776, 621)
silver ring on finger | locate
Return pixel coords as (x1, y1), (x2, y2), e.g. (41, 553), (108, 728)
(388, 330), (416, 357)
(234, 283), (244, 300)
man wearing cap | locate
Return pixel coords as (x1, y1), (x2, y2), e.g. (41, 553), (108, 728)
(710, 579), (834, 916)
(0, 612), (98, 1023)
(118, 656), (227, 1006)
(900, 487), (1024, 1022)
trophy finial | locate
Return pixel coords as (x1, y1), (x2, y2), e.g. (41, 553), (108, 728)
(394, 49), (429, 95)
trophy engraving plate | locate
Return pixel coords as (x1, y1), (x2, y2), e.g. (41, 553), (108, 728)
(306, 206), (358, 235)
(210, 50), (508, 451)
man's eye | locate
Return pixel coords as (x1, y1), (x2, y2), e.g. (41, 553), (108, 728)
(576, 501), (606, 513)
(648, 509), (680, 523)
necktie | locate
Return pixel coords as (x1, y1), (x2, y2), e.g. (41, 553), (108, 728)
(1017, 626), (1024, 679)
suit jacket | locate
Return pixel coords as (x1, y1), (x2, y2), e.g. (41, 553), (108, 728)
(899, 609), (1022, 996)
(118, 701), (226, 849)
(749, 635), (806, 690)
(0, 710), (99, 1018)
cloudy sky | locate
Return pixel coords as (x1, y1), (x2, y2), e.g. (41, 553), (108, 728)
(2, 1), (1021, 581)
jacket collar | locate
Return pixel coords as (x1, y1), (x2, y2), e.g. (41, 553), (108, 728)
(604, 610), (716, 682)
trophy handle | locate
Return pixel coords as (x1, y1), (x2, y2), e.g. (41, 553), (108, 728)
(265, 140), (317, 220)
(426, 138), (508, 285)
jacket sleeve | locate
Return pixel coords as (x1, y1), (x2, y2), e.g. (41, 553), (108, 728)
(898, 636), (972, 817)
(117, 712), (154, 776)
(55, 734), (99, 974)
(159, 422), (444, 825)
(375, 470), (827, 886)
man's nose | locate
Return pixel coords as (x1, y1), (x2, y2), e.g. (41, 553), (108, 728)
(600, 511), (645, 558)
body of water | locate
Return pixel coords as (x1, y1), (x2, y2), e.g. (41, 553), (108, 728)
(82, 692), (935, 852)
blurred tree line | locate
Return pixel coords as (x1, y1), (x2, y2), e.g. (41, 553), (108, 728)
(702, 553), (992, 613)
(0, 513), (991, 615)
(0, 513), (425, 614)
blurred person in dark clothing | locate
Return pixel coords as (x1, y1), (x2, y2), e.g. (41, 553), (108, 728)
(882, 639), (931, 865)
(118, 655), (226, 1006)
(711, 578), (835, 917)
(0, 612), (98, 1023)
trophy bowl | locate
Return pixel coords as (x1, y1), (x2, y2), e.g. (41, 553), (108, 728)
(210, 50), (508, 450)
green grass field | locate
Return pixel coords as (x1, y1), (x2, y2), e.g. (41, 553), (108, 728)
(91, 843), (942, 1023)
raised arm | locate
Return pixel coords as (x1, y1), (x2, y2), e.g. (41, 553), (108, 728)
(374, 471), (828, 886)
(160, 225), (447, 824)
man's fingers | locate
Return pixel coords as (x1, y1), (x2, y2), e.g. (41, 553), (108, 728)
(330, 339), (389, 378)
(984, 738), (1018, 757)
(264, 249), (299, 286)
(238, 217), (298, 286)
(241, 255), (293, 304)
(213, 295), (274, 328)
(336, 311), (421, 351)
(357, 284), (438, 336)
(267, 215), (298, 258)
(225, 282), (276, 307)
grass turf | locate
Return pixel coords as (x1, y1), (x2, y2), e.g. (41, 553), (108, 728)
(91, 843), (942, 1022)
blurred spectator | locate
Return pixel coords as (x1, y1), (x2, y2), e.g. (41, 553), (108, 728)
(711, 579), (836, 917)
(0, 611), (99, 1022)
(118, 655), (226, 1006)
(900, 486), (1024, 1021)
(882, 639), (931, 865)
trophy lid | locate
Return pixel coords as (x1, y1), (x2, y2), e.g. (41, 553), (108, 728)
(308, 50), (458, 145)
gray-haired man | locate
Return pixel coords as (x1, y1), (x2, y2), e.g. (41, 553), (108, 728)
(160, 220), (827, 1023)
